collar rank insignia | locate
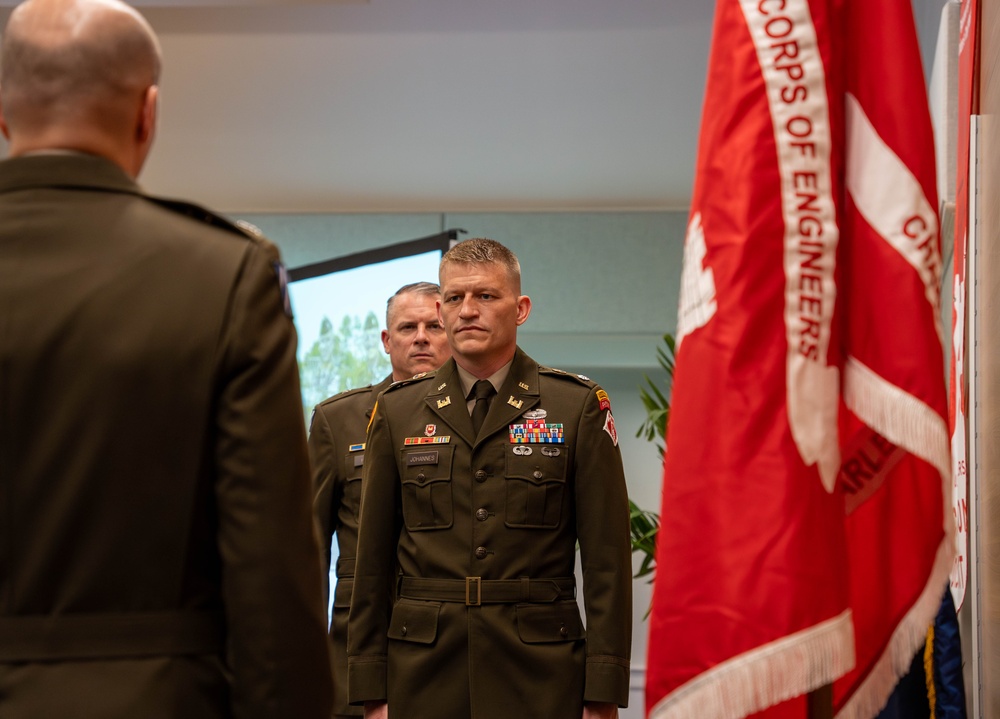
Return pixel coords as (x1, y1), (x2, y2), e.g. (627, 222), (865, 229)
(348, 443), (365, 452)
(518, 381), (529, 390)
(507, 396), (524, 410)
(437, 396), (452, 409)
(404, 435), (451, 445)
(437, 382), (447, 391)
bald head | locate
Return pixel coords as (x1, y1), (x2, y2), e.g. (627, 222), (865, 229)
(0, 0), (161, 174)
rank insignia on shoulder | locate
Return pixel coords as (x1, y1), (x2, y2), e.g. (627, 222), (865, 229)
(603, 411), (618, 446)
(272, 262), (292, 317)
(437, 396), (452, 409)
(596, 389), (611, 412)
(412, 372), (428, 380)
(404, 436), (451, 445)
(348, 443), (365, 452)
(577, 374), (590, 381)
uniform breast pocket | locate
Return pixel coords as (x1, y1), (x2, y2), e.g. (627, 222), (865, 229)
(400, 446), (455, 531)
(504, 446), (569, 528)
(342, 451), (365, 519)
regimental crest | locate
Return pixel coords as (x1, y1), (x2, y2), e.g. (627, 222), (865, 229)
(425, 424), (437, 437)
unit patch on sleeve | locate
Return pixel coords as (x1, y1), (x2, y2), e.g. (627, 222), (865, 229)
(603, 411), (618, 446)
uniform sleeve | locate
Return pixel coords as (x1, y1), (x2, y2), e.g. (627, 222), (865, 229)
(347, 397), (401, 704)
(214, 239), (333, 719)
(308, 404), (340, 605)
(574, 385), (633, 707)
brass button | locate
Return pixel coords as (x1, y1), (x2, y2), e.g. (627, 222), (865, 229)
(474, 546), (488, 560)
(474, 469), (487, 483)
(533, 470), (544, 479)
(475, 508), (489, 521)
(417, 472), (426, 482)
(559, 624), (568, 637)
(401, 625), (408, 636)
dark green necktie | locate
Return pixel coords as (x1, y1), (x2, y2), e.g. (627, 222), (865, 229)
(470, 380), (496, 436)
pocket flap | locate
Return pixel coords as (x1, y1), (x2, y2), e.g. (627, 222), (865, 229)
(332, 578), (354, 609)
(388, 599), (441, 645)
(516, 601), (585, 644)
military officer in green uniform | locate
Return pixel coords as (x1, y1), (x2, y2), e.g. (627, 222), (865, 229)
(0, 1), (332, 716)
(309, 282), (451, 718)
(348, 239), (631, 719)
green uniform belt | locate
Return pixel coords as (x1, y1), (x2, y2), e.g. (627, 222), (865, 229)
(398, 576), (576, 606)
(0, 610), (224, 662)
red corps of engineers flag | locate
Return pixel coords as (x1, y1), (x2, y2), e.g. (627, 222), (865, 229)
(646, 1), (954, 718)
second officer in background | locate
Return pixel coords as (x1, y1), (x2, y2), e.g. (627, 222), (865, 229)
(308, 281), (451, 718)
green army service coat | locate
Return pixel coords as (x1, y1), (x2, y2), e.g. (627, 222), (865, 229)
(309, 375), (394, 718)
(348, 348), (631, 719)
(0, 154), (332, 719)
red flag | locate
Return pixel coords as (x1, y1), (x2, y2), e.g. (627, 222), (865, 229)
(947, 0), (981, 612)
(646, 1), (952, 717)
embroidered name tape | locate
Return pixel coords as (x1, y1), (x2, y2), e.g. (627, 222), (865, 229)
(406, 450), (439, 465)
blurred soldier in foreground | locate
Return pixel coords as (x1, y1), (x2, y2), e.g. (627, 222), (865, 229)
(0, 1), (333, 717)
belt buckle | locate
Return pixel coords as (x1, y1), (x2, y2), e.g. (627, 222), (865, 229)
(465, 576), (482, 606)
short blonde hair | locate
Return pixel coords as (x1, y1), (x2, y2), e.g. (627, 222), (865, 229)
(440, 238), (521, 292)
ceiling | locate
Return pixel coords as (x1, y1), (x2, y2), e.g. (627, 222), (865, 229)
(0, 0), (947, 214)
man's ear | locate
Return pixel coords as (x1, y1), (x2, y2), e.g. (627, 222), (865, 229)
(0, 92), (10, 140)
(515, 295), (532, 326)
(137, 85), (158, 144)
(130, 85), (158, 176)
(381, 329), (391, 354)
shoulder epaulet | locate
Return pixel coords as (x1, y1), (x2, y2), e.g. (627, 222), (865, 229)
(539, 366), (596, 387)
(315, 384), (375, 408)
(384, 369), (438, 393)
(147, 196), (266, 242)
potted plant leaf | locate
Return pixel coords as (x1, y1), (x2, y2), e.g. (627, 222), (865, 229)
(630, 333), (676, 584)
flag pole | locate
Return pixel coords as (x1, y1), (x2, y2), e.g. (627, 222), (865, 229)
(806, 684), (833, 719)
